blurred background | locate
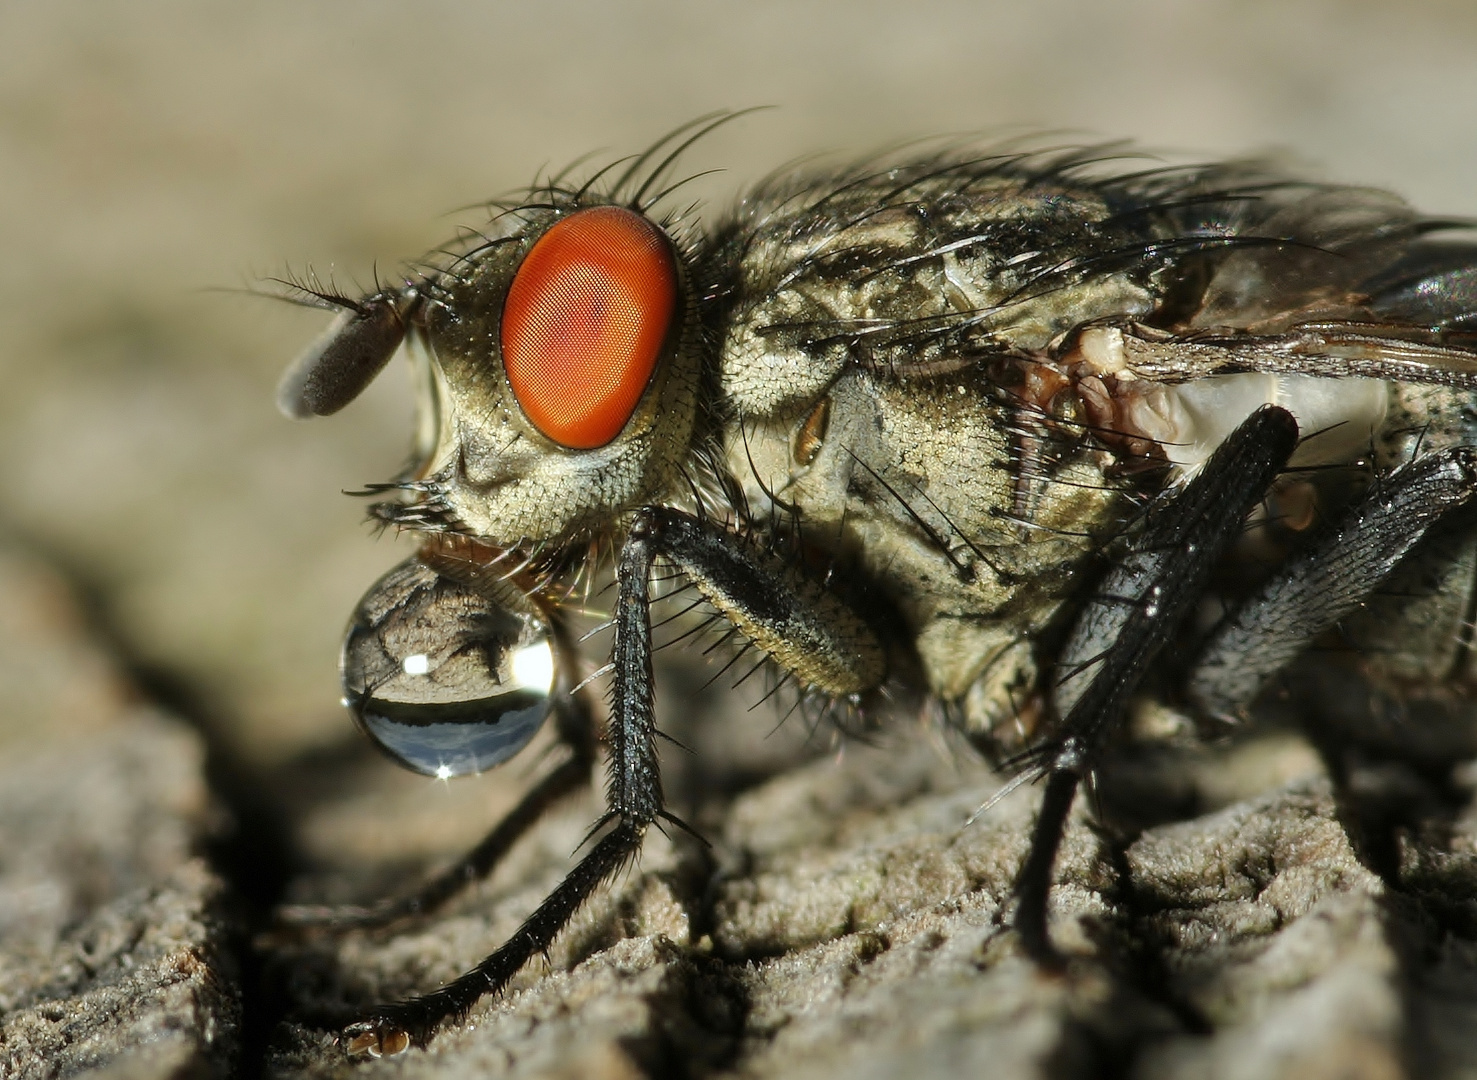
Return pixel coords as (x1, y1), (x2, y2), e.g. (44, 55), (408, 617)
(2, 0), (1475, 773)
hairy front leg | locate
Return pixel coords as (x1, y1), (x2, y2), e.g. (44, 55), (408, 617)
(338, 505), (887, 1052)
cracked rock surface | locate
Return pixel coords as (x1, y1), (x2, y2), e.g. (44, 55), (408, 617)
(4, 485), (1477, 1080)
(0, 549), (239, 1079)
(10, 534), (1477, 1080)
(8, 530), (1477, 1080)
(6, 508), (1476, 1080)
(256, 695), (1477, 1079)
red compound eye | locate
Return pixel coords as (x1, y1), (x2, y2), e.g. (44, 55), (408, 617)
(501, 206), (677, 449)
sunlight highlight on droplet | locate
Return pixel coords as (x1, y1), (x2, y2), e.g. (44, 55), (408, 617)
(511, 642), (555, 691)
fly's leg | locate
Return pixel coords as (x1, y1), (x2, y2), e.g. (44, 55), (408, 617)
(1185, 445), (1477, 883)
(641, 507), (887, 697)
(1015, 405), (1300, 964)
(340, 506), (885, 1052)
(273, 753), (592, 934)
(339, 527), (667, 1052)
(1187, 445), (1477, 719)
(273, 620), (598, 936)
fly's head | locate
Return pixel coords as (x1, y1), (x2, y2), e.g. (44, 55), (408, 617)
(279, 196), (709, 549)
(408, 201), (708, 544)
(277, 167), (718, 779)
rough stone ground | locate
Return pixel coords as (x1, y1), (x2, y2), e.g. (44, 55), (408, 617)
(254, 687), (1477, 1080)
(0, 549), (239, 1078)
(7, 537), (1477, 1079)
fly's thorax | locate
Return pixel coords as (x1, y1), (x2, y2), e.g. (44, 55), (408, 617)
(409, 206), (706, 544)
(704, 169), (1180, 715)
(714, 172), (1161, 417)
(720, 358), (1127, 712)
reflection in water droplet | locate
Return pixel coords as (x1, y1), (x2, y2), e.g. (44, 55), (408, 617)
(340, 558), (556, 777)
(511, 641), (556, 691)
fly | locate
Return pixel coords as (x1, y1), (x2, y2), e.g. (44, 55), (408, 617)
(270, 115), (1477, 1054)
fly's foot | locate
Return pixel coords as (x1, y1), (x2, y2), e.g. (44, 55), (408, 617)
(342, 1004), (443, 1058)
(343, 1022), (412, 1058)
(341, 990), (463, 1057)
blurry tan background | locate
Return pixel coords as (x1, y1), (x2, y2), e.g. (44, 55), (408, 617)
(1, 0), (1475, 765)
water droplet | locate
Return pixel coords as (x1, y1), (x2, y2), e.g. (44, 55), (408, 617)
(341, 558), (555, 777)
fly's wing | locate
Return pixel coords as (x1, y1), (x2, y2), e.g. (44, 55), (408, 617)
(1097, 172), (1477, 388)
(1111, 256), (1477, 389)
(1368, 243), (1477, 333)
(1113, 320), (1477, 390)
(724, 149), (1477, 395)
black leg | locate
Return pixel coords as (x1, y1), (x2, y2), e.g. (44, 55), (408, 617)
(1013, 406), (1300, 960)
(641, 506), (886, 696)
(275, 749), (592, 934)
(273, 618), (598, 936)
(340, 513), (671, 1052)
(341, 820), (649, 1054)
(335, 503), (892, 1052)
(1187, 444), (1477, 718)
(1013, 758), (1082, 967)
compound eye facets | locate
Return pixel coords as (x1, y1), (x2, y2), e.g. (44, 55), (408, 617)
(501, 206), (677, 449)
(340, 558), (556, 778)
